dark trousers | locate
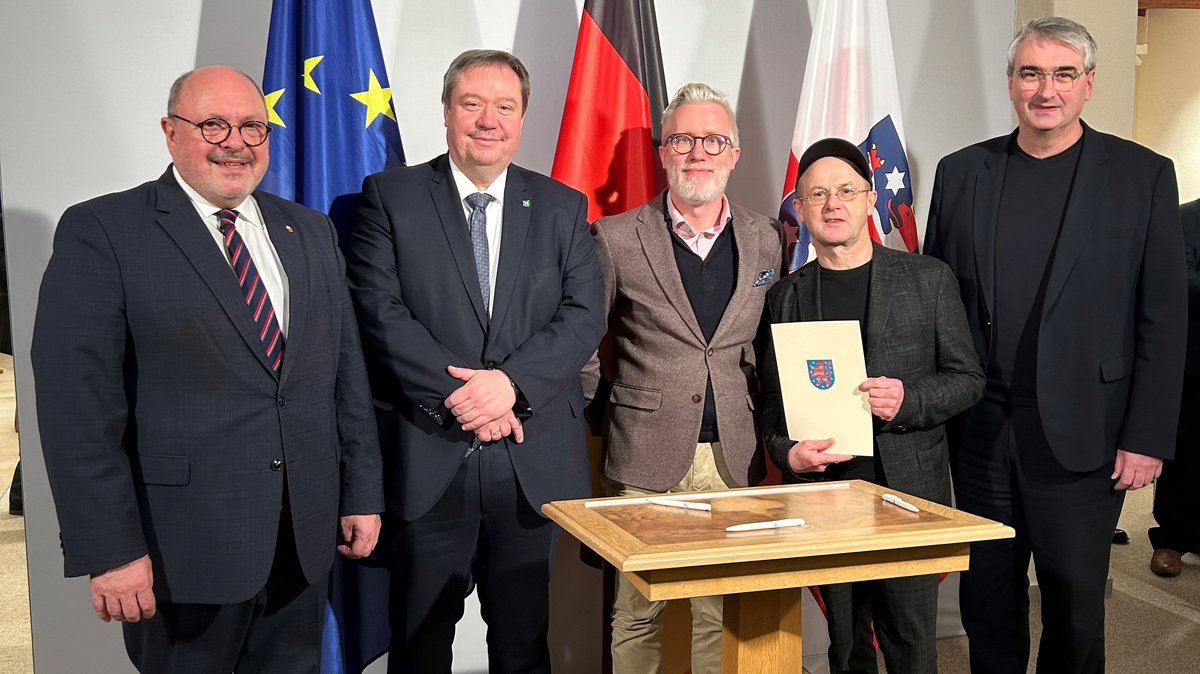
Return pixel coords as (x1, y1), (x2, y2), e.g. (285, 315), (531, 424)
(123, 500), (325, 673)
(1150, 375), (1200, 553)
(820, 574), (939, 674)
(954, 400), (1119, 674)
(386, 445), (557, 674)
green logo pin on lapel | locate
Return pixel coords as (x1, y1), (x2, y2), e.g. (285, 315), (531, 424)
(522, 199), (531, 208)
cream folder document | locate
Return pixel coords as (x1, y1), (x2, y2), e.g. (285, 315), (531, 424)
(770, 320), (873, 456)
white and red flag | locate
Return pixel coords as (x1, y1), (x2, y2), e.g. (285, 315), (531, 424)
(780, 0), (918, 272)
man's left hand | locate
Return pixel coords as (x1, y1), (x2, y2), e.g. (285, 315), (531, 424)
(859, 377), (905, 422)
(338, 514), (382, 559)
(1111, 449), (1163, 491)
(445, 366), (517, 430)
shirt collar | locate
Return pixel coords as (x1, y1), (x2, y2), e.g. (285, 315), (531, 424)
(668, 193), (731, 241)
(449, 157), (508, 206)
(173, 166), (263, 229)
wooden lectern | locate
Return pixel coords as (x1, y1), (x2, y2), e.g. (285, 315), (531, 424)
(543, 480), (1014, 673)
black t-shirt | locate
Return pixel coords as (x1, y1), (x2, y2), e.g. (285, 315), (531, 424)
(987, 136), (1083, 405)
(817, 261), (882, 483)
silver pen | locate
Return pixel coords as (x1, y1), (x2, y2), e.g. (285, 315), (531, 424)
(645, 497), (712, 512)
(882, 493), (920, 512)
(725, 517), (807, 532)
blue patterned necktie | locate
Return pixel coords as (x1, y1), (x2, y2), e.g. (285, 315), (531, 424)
(217, 209), (285, 371)
(465, 192), (495, 312)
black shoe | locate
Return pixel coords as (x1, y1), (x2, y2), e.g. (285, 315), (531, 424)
(1113, 528), (1130, 545)
(7, 463), (21, 516)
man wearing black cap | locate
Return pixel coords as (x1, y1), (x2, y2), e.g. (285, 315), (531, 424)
(759, 138), (983, 673)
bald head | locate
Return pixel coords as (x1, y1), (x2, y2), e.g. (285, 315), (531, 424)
(168, 66), (265, 117)
(162, 65), (271, 208)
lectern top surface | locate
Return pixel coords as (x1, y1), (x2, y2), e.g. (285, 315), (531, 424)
(543, 480), (1013, 572)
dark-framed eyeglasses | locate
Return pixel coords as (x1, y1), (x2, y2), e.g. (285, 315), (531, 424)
(169, 114), (271, 147)
(1012, 67), (1087, 92)
(796, 186), (870, 206)
(665, 133), (734, 156)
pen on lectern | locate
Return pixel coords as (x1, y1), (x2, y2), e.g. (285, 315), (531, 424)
(725, 517), (807, 532)
(645, 497), (712, 512)
(882, 493), (920, 512)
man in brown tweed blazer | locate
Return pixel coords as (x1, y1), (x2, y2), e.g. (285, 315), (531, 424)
(580, 82), (783, 674)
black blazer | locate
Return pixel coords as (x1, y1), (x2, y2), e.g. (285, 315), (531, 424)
(760, 245), (983, 503)
(32, 168), (384, 603)
(924, 123), (1187, 471)
(346, 155), (605, 520)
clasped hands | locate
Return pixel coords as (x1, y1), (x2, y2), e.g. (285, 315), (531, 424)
(445, 365), (524, 444)
(786, 376), (903, 473)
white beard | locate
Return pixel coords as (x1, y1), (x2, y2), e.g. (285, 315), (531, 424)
(667, 160), (731, 206)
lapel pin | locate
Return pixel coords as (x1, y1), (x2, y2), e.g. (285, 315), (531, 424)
(522, 199), (531, 208)
(752, 268), (776, 287)
(285, 225), (294, 233)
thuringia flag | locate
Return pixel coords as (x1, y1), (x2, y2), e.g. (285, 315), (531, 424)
(780, 0), (917, 273)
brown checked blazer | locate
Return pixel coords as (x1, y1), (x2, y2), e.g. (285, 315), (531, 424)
(581, 193), (784, 492)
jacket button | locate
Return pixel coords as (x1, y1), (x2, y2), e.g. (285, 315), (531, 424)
(270, 459), (283, 471)
(706, 348), (714, 357)
(692, 394), (702, 404)
(277, 397), (287, 407)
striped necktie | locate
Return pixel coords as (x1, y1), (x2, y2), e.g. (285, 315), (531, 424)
(217, 209), (284, 371)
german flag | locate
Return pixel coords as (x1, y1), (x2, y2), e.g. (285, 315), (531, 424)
(552, 0), (668, 222)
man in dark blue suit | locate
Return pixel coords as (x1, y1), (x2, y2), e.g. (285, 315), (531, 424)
(924, 17), (1186, 674)
(31, 66), (384, 673)
(346, 50), (604, 672)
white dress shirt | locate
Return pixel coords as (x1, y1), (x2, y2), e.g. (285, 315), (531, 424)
(174, 167), (290, 337)
(449, 160), (507, 317)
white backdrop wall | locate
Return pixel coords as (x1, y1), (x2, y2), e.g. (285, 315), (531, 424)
(0, 1), (1015, 671)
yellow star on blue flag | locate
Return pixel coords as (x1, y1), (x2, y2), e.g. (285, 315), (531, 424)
(349, 69), (396, 128)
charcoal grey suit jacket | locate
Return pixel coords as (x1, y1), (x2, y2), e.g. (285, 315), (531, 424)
(760, 244), (983, 504)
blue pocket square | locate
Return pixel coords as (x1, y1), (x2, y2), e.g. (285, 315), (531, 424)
(752, 268), (776, 287)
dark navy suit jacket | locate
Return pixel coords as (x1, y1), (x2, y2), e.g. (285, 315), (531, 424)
(32, 168), (384, 603)
(346, 155), (604, 520)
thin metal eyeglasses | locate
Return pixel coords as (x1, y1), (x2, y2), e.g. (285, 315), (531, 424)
(796, 186), (870, 206)
(665, 133), (733, 156)
(1012, 67), (1087, 92)
(169, 114), (271, 147)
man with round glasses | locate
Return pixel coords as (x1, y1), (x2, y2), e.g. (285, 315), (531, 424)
(759, 138), (982, 674)
(31, 65), (383, 672)
(925, 16), (1185, 673)
(580, 82), (783, 674)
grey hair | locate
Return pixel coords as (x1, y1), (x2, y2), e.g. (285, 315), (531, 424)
(167, 67), (264, 116)
(441, 49), (530, 113)
(661, 82), (740, 147)
(1007, 16), (1097, 73)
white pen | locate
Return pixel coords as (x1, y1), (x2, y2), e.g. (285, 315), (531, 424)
(646, 497), (712, 512)
(882, 493), (920, 513)
(725, 517), (807, 532)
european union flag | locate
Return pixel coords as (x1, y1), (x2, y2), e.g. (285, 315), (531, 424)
(262, 2), (400, 671)
(261, 0), (404, 247)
